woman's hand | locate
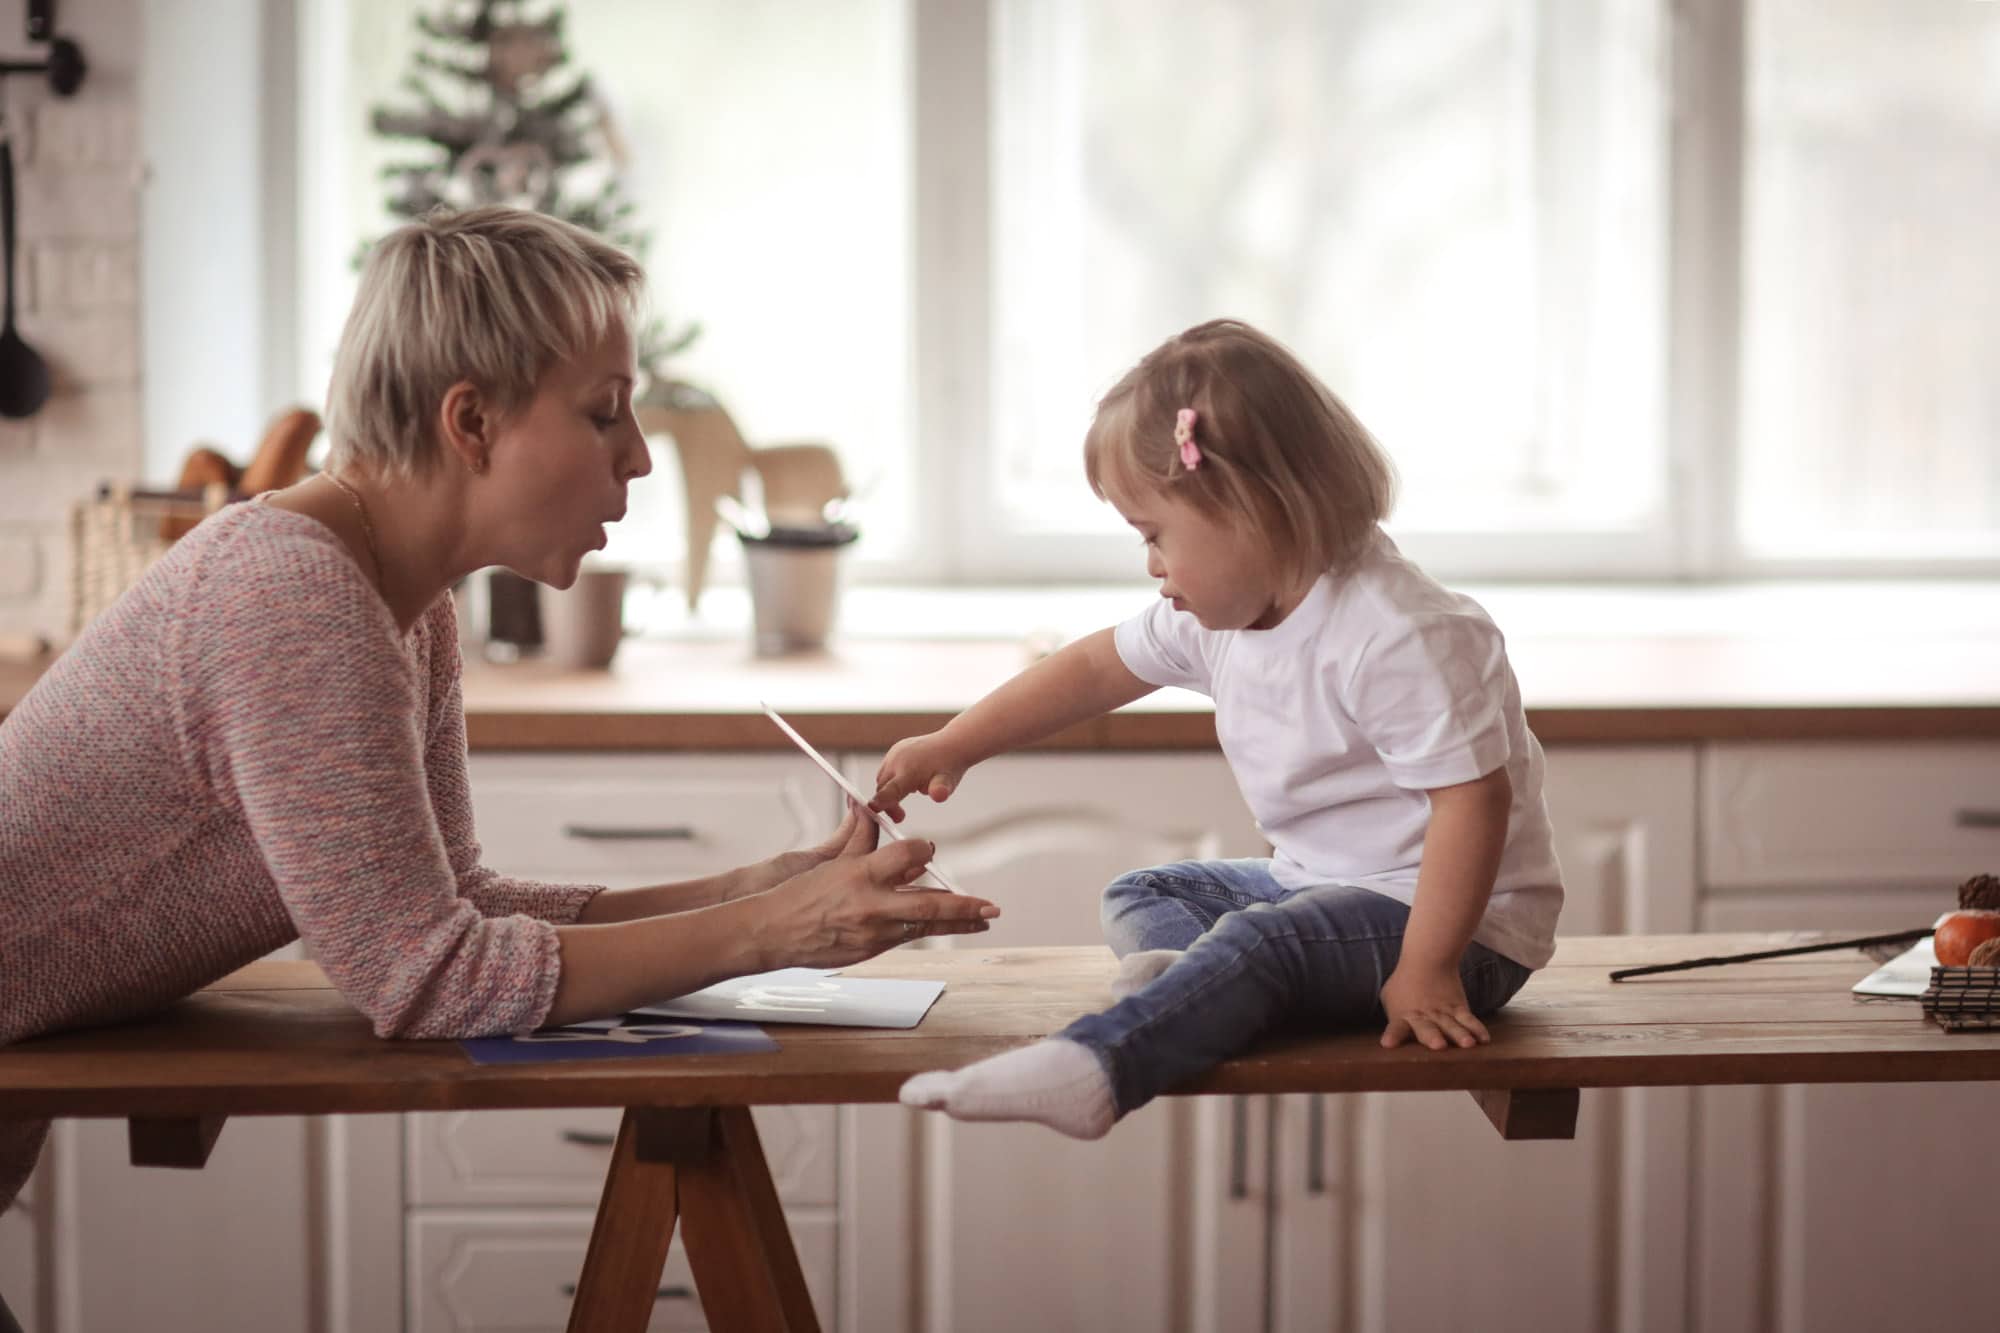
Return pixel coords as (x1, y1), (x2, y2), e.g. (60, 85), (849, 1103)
(748, 811), (999, 969)
(1379, 963), (1490, 1051)
(873, 731), (971, 821)
(727, 801), (877, 902)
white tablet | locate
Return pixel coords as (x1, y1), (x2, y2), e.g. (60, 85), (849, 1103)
(760, 702), (966, 894)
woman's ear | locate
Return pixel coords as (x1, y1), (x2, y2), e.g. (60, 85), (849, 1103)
(437, 380), (493, 476)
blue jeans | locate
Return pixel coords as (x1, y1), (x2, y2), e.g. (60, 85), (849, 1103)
(1070, 858), (1533, 1117)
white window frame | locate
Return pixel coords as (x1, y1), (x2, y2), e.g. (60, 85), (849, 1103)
(261, 0), (1997, 587)
(909, 0), (2000, 585)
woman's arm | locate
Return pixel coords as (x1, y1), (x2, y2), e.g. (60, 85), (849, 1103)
(574, 805), (873, 924)
(545, 819), (999, 1026)
(1378, 766), (1512, 1050)
(420, 596), (600, 923)
(873, 628), (1154, 815)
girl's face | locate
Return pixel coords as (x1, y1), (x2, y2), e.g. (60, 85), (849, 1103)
(480, 318), (652, 588)
(1105, 475), (1297, 631)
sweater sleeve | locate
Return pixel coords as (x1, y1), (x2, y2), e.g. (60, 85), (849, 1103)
(178, 537), (568, 1039)
(418, 593), (603, 925)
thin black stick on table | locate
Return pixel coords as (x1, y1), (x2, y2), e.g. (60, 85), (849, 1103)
(1607, 928), (1935, 982)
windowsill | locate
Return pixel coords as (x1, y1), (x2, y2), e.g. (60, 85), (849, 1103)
(624, 577), (2000, 646)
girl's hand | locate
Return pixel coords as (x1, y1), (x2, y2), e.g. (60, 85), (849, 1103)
(1379, 963), (1490, 1051)
(749, 812), (999, 968)
(728, 801), (877, 901)
(872, 732), (970, 821)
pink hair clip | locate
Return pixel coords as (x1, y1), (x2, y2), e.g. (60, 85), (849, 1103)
(1174, 408), (1202, 470)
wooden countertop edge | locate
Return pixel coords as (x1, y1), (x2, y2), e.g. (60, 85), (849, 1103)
(10, 651), (2000, 747)
(463, 703), (2000, 751)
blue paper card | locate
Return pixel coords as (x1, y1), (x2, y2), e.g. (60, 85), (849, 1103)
(460, 1017), (778, 1065)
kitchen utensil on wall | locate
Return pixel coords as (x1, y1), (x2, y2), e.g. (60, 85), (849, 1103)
(0, 5), (90, 419)
(0, 131), (48, 419)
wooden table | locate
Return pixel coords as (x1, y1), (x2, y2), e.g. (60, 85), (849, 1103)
(4, 935), (1996, 1331)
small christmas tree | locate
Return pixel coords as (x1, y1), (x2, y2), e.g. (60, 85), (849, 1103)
(368, 0), (696, 376)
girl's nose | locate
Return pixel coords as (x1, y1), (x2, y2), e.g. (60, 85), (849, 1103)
(1146, 549), (1165, 580)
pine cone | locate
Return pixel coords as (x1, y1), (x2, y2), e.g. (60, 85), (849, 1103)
(1969, 937), (2000, 968)
(1958, 873), (2000, 911)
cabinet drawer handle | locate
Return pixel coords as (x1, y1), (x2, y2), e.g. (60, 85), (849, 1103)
(1956, 809), (2000, 830)
(562, 824), (697, 841)
(559, 1129), (616, 1148)
(1228, 1095), (1249, 1200)
(560, 1282), (693, 1302)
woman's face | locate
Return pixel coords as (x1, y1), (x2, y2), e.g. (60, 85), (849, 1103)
(480, 318), (652, 589)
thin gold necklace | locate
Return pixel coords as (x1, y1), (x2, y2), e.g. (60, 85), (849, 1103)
(320, 471), (385, 594)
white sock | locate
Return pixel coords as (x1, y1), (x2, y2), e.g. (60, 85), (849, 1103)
(899, 1038), (1116, 1140)
(1110, 947), (1184, 1001)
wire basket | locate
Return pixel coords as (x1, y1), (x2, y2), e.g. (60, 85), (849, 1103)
(69, 483), (236, 636)
(1920, 966), (2000, 1032)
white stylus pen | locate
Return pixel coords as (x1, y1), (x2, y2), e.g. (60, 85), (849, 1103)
(760, 702), (968, 894)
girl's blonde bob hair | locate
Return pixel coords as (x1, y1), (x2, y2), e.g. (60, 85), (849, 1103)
(324, 206), (646, 477)
(1084, 319), (1396, 582)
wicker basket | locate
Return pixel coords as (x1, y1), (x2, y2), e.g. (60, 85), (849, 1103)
(69, 483), (235, 636)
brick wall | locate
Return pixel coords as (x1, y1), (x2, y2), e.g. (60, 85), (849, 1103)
(0, 0), (141, 643)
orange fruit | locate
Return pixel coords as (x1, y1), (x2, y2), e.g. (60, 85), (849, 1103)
(1934, 911), (2000, 966)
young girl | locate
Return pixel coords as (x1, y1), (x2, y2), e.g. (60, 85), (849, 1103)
(874, 318), (1561, 1140)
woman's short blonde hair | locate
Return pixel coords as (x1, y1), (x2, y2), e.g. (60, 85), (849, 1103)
(324, 206), (646, 477)
(1083, 319), (1397, 583)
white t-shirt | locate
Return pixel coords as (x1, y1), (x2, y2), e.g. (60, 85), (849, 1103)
(1113, 530), (1563, 969)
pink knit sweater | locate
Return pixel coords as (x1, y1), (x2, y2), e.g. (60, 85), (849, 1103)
(0, 500), (601, 1205)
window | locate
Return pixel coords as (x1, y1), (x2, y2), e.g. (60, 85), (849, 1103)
(1736, 0), (2000, 567)
(301, 0), (2000, 584)
(979, 0), (1668, 578)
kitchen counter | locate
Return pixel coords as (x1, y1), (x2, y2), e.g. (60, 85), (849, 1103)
(8, 582), (2000, 749)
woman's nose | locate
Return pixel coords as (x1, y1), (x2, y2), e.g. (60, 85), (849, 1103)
(619, 420), (654, 482)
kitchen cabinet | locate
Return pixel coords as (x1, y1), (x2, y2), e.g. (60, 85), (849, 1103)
(1, 1163), (42, 1333)
(1688, 741), (2000, 1333)
(9, 736), (1996, 1333)
(361, 753), (850, 1333)
(1188, 745), (1702, 1333)
(845, 751), (1267, 1333)
(13, 1117), (318, 1333)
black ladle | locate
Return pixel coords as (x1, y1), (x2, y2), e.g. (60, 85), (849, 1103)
(0, 133), (49, 419)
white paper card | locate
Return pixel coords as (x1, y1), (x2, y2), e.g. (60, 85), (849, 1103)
(632, 967), (947, 1028)
(1851, 915), (1951, 997)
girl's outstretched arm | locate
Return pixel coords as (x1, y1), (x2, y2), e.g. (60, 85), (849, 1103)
(874, 628), (1154, 817)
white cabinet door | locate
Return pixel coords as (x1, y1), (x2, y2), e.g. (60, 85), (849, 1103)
(350, 753), (847, 1333)
(1244, 745), (1700, 1333)
(407, 1105), (837, 1208)
(1694, 741), (2000, 1333)
(407, 1209), (839, 1333)
(849, 752), (1265, 1333)
(0, 1156), (45, 1333)
(1696, 889), (2000, 1333)
(56, 1117), (318, 1333)
(464, 752), (837, 890)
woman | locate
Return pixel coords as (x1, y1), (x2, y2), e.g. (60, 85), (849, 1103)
(0, 207), (999, 1239)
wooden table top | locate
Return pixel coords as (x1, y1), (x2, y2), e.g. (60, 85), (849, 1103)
(3, 936), (1996, 1120)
